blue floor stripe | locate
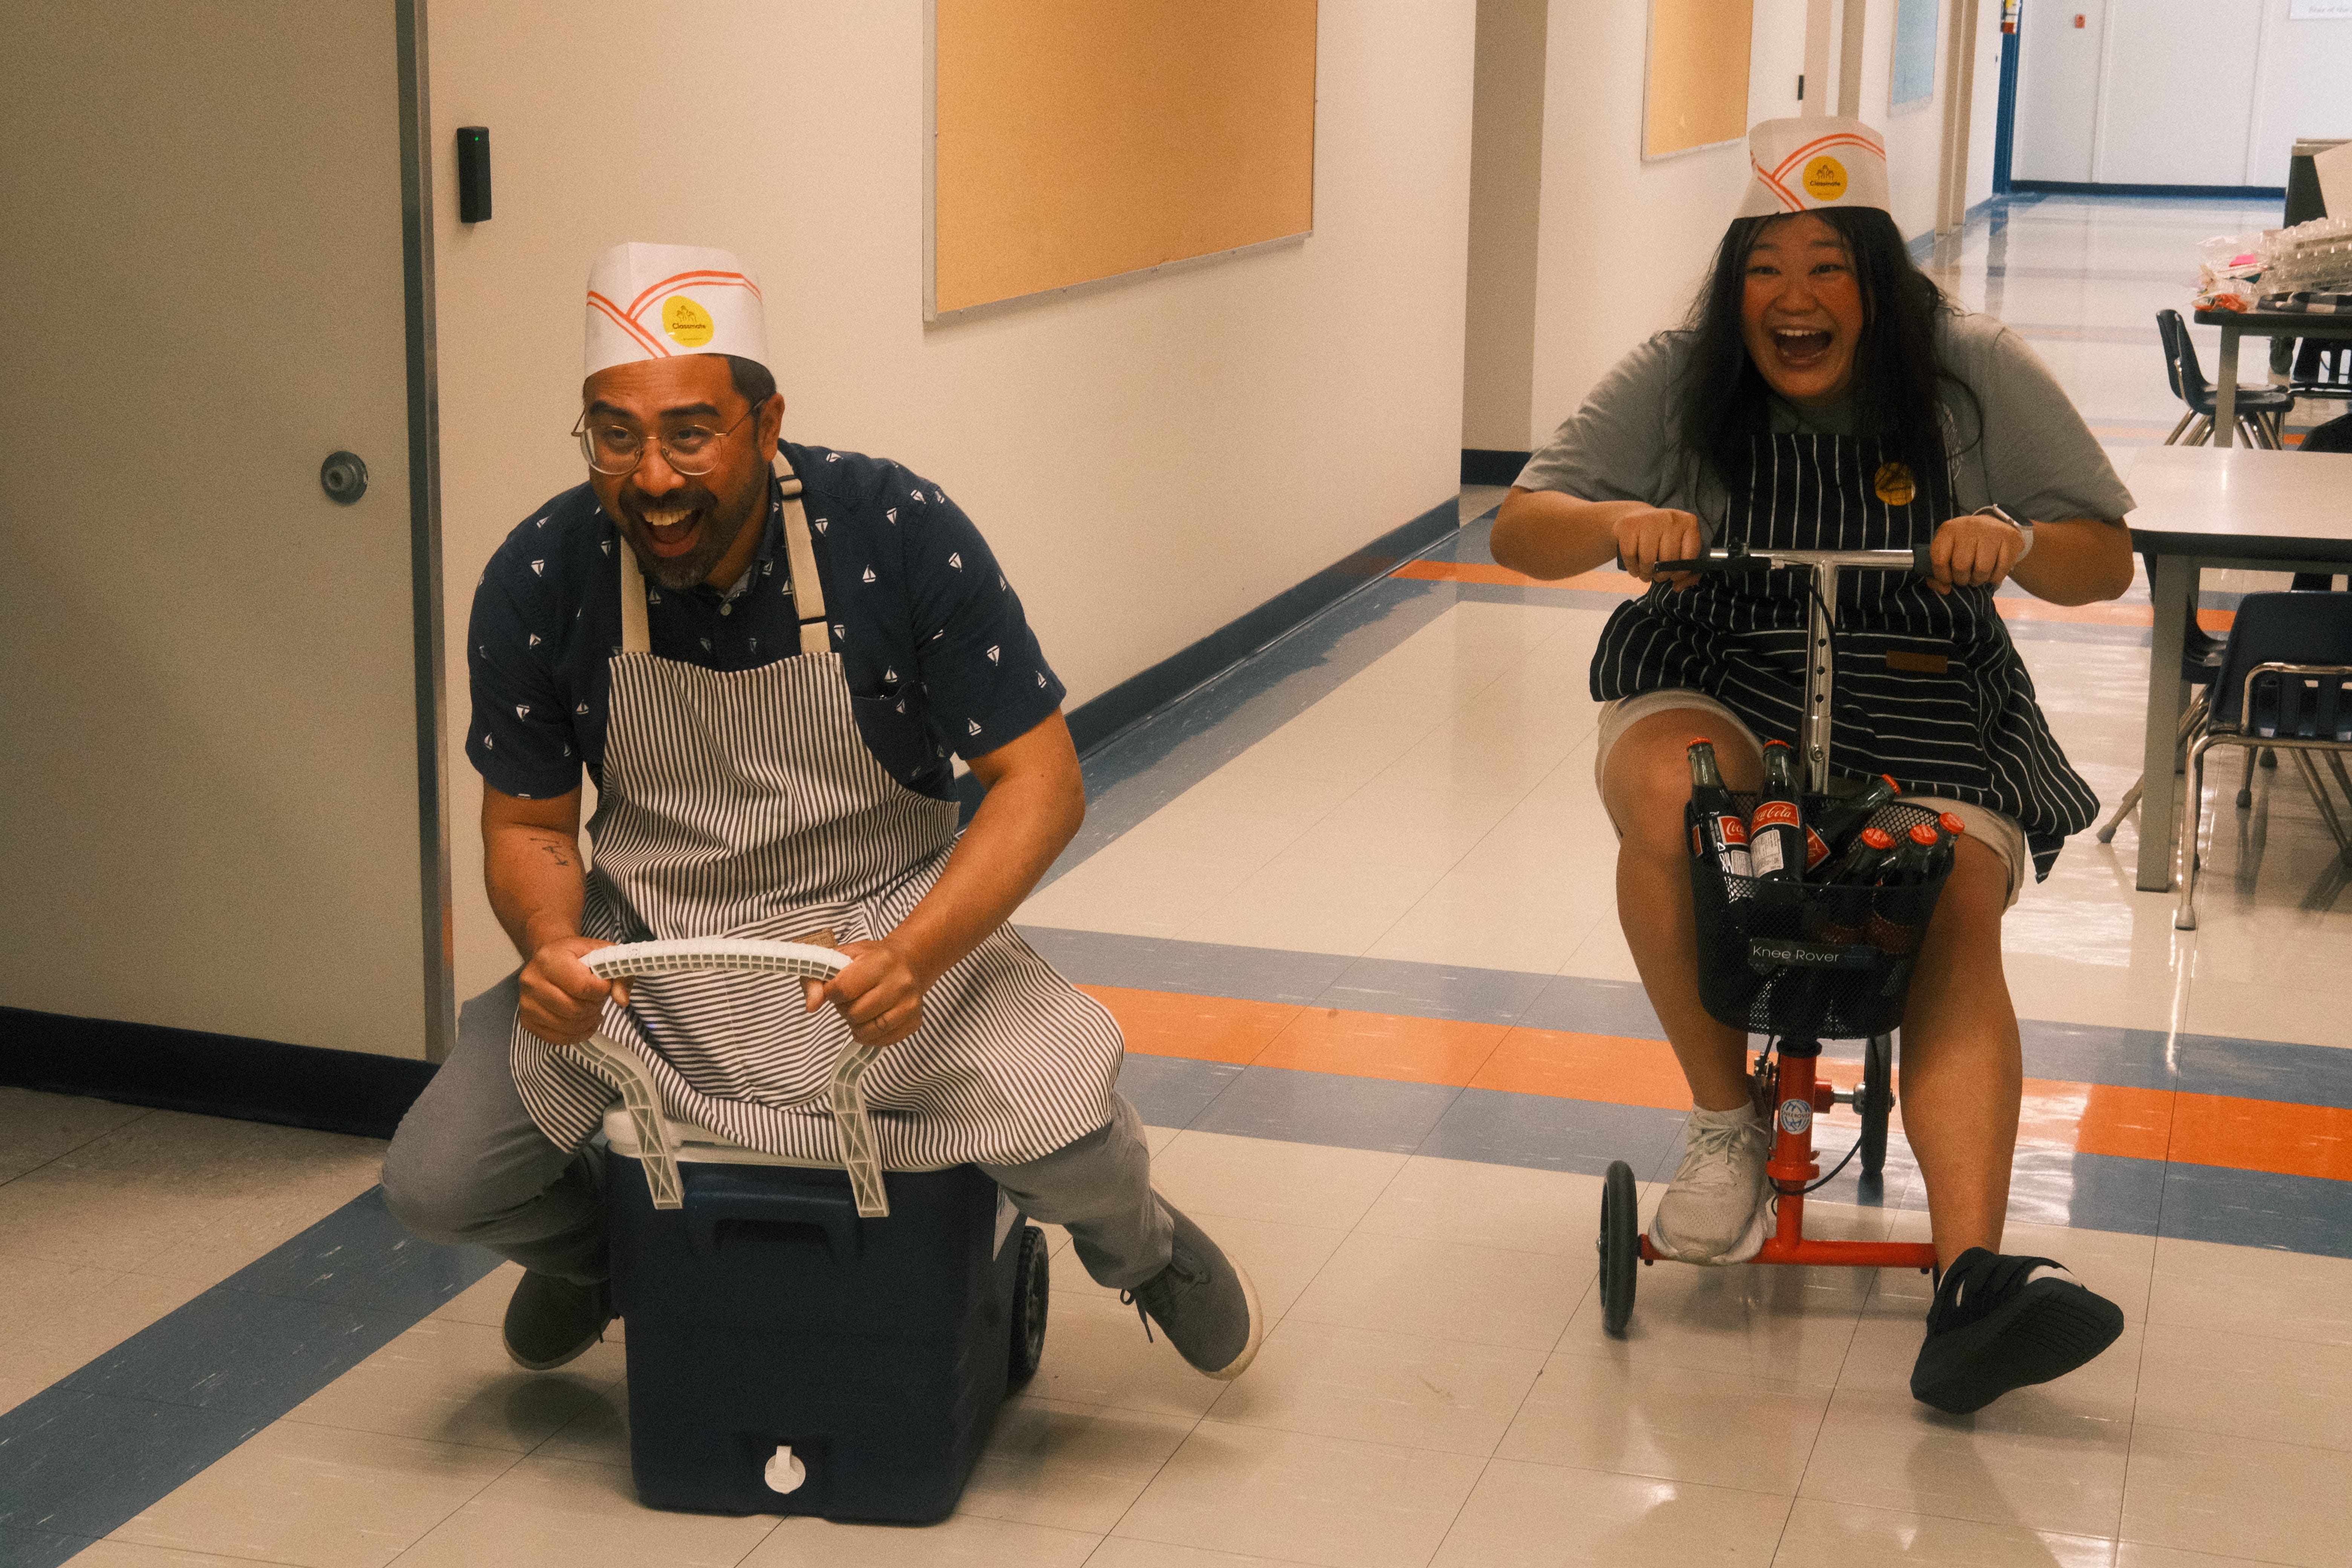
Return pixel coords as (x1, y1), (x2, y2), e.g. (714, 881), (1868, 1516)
(0, 1189), (499, 1567)
(1117, 1052), (2352, 1257)
(1024, 924), (2352, 1109)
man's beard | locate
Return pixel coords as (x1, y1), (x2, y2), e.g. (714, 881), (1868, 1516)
(616, 473), (763, 591)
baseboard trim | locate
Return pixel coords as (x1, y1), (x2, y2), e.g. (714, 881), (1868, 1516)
(2010, 180), (2285, 200)
(1060, 493), (1461, 758)
(1460, 449), (1531, 486)
(0, 1006), (435, 1140)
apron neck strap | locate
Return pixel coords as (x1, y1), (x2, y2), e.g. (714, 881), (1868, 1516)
(775, 454), (830, 656)
(613, 450), (831, 659)
(618, 531), (651, 654)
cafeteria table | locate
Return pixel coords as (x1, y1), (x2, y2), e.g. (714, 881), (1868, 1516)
(2121, 444), (2352, 891)
(2197, 306), (2352, 447)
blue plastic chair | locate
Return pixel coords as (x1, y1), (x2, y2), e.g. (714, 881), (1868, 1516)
(2157, 309), (2295, 449)
(2176, 591), (2352, 929)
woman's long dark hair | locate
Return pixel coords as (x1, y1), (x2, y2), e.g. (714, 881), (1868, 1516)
(1672, 206), (1972, 495)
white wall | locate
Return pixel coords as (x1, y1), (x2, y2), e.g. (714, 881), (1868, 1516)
(1462, 0), (1550, 452)
(2012, 0), (2107, 182)
(1851, 0), (1953, 237)
(1964, 3), (2003, 211)
(1520, 0), (1925, 447)
(2248, 2), (2352, 184)
(2015, 0), (2352, 187)
(429, 2), (1477, 1002)
(2102, 0), (2266, 186)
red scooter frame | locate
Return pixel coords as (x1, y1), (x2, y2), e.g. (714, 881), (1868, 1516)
(1596, 542), (1951, 1334)
(1600, 1037), (1937, 1334)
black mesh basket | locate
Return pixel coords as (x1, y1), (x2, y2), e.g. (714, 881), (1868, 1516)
(1686, 795), (1952, 1040)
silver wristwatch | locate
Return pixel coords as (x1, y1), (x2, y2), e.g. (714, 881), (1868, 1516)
(1974, 502), (2034, 563)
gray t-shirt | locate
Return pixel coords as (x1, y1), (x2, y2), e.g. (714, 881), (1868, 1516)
(1514, 308), (2135, 534)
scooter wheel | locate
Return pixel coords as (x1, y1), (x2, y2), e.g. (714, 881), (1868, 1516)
(1598, 1160), (1639, 1337)
(1008, 1224), (1049, 1383)
(1859, 1033), (1894, 1180)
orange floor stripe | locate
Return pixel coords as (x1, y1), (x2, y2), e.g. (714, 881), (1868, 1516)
(2168, 1092), (2352, 1182)
(2014, 1079), (2178, 1161)
(1254, 1008), (1510, 1087)
(1082, 982), (2348, 1184)
(1079, 986), (1297, 1066)
(1471, 1027), (1692, 1109)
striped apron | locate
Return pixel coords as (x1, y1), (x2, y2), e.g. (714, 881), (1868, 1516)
(509, 460), (1125, 1167)
(1589, 432), (2097, 877)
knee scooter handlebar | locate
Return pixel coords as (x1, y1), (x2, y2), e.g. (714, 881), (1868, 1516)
(568, 939), (892, 1219)
(1642, 543), (1935, 577)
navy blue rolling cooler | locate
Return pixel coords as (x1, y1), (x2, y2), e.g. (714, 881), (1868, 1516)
(603, 1113), (1049, 1524)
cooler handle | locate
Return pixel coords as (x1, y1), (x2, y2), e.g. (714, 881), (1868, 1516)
(565, 938), (890, 1217)
(682, 1178), (863, 1262)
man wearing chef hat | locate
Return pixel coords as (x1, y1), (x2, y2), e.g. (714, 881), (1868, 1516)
(382, 243), (1262, 1382)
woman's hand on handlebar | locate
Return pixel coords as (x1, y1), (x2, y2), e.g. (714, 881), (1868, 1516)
(1614, 507), (1706, 590)
(519, 936), (629, 1044)
(806, 939), (928, 1048)
(1927, 512), (2026, 594)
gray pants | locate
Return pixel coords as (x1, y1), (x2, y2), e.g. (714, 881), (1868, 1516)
(381, 973), (1174, 1290)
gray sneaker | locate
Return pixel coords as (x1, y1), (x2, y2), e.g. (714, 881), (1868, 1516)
(502, 1270), (613, 1371)
(1648, 1103), (1772, 1263)
(1122, 1199), (1263, 1380)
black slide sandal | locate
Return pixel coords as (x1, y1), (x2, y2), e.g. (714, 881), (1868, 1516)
(1910, 1249), (2127, 1415)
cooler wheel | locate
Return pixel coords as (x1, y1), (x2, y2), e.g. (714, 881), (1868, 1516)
(1009, 1224), (1049, 1384)
(1598, 1160), (1639, 1337)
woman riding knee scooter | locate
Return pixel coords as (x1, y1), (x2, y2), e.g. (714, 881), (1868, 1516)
(1493, 118), (2135, 1413)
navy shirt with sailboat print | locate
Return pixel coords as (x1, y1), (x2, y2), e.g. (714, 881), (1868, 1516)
(465, 442), (1066, 803)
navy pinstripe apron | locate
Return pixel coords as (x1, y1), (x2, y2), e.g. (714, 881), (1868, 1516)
(510, 458), (1124, 1167)
(1589, 433), (2096, 878)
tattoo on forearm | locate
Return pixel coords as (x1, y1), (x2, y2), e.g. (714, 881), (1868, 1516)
(516, 831), (574, 870)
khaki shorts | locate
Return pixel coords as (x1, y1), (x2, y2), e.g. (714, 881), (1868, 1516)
(1593, 689), (2027, 908)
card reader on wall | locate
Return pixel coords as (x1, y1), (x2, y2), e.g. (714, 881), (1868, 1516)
(456, 126), (491, 222)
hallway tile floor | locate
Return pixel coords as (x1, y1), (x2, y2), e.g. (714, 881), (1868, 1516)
(3, 193), (2346, 1568)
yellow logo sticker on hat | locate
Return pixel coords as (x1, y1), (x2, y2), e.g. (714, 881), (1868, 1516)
(662, 296), (715, 348)
(1802, 156), (1849, 202)
(1874, 462), (1916, 506)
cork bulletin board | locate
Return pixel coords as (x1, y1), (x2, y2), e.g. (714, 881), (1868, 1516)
(925, 0), (1318, 320)
(1643, 0), (1755, 159)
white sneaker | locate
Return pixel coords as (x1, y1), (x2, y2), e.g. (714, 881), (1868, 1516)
(1647, 1103), (1772, 1263)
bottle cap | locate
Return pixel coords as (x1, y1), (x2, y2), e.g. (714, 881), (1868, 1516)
(1860, 826), (1896, 849)
(1939, 812), (1966, 838)
(1688, 737), (1711, 749)
(1763, 738), (1792, 750)
(1909, 822), (1941, 846)
(1881, 774), (1902, 793)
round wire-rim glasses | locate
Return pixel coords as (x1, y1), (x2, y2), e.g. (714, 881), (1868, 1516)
(572, 403), (758, 477)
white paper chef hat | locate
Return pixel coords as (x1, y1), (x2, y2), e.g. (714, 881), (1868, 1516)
(583, 242), (768, 376)
(1734, 117), (1892, 219)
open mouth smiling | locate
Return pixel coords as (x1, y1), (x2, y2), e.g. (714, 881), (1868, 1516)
(633, 502), (706, 558)
(1768, 326), (1834, 367)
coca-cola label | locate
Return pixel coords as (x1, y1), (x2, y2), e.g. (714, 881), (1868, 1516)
(1753, 800), (1799, 830)
(1803, 827), (1831, 867)
(1716, 815), (1748, 846)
